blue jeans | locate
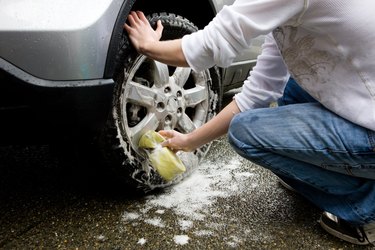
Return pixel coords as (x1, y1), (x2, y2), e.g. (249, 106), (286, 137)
(228, 78), (375, 225)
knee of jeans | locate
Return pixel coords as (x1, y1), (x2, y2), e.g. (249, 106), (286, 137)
(228, 123), (261, 161)
(228, 114), (247, 152)
(228, 113), (268, 160)
(228, 132), (247, 160)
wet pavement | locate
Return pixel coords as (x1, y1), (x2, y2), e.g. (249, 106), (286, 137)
(1, 139), (374, 250)
(0, 91), (374, 249)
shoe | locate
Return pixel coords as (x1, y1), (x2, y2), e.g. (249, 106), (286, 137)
(319, 211), (375, 245)
(277, 177), (296, 192)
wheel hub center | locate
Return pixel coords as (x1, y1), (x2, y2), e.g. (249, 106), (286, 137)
(167, 97), (178, 113)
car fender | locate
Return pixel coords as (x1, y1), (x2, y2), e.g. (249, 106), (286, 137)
(0, 0), (131, 82)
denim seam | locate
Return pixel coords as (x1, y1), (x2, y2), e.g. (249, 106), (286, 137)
(367, 130), (375, 151)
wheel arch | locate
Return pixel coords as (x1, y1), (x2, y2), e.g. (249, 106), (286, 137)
(104, 0), (217, 78)
(104, 0), (136, 79)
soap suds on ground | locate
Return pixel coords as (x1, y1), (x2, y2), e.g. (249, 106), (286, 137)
(121, 156), (259, 246)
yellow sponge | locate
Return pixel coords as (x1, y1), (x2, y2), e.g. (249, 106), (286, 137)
(138, 130), (165, 149)
(138, 130), (186, 181)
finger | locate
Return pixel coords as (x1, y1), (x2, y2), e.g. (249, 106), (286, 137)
(158, 130), (174, 138)
(160, 138), (171, 147)
(155, 20), (164, 37)
(125, 12), (137, 27)
(123, 20), (135, 32)
(161, 139), (180, 153)
(123, 23), (130, 31)
(136, 11), (149, 24)
(171, 148), (180, 154)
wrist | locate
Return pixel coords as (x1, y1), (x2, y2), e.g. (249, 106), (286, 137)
(138, 41), (150, 56)
(140, 40), (159, 57)
(185, 131), (202, 151)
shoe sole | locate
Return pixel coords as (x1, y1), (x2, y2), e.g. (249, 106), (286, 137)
(319, 215), (369, 245)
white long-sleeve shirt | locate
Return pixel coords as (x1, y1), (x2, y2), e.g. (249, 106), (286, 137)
(181, 0), (375, 131)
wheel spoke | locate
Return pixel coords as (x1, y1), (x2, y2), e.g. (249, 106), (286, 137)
(152, 61), (170, 88)
(129, 113), (160, 146)
(173, 67), (191, 87)
(126, 80), (157, 108)
(184, 86), (208, 107)
(192, 107), (206, 128)
(177, 113), (196, 133)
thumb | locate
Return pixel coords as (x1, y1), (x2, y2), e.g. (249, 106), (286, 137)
(155, 20), (164, 39)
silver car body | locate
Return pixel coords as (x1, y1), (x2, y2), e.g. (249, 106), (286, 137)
(0, 0), (123, 83)
(0, 0), (263, 86)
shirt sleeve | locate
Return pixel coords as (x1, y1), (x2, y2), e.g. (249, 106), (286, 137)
(234, 33), (290, 111)
(181, 0), (306, 72)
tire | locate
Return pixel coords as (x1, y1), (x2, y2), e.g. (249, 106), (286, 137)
(100, 13), (222, 193)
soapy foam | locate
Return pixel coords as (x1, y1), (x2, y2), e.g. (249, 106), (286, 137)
(121, 155), (257, 246)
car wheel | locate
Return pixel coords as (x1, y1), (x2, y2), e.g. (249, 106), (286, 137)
(100, 13), (222, 193)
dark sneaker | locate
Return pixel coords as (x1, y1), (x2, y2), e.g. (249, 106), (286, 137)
(319, 211), (375, 245)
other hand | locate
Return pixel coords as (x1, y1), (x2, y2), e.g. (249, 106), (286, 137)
(124, 11), (164, 54)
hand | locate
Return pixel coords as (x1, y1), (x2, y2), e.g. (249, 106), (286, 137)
(159, 130), (196, 153)
(124, 11), (164, 54)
